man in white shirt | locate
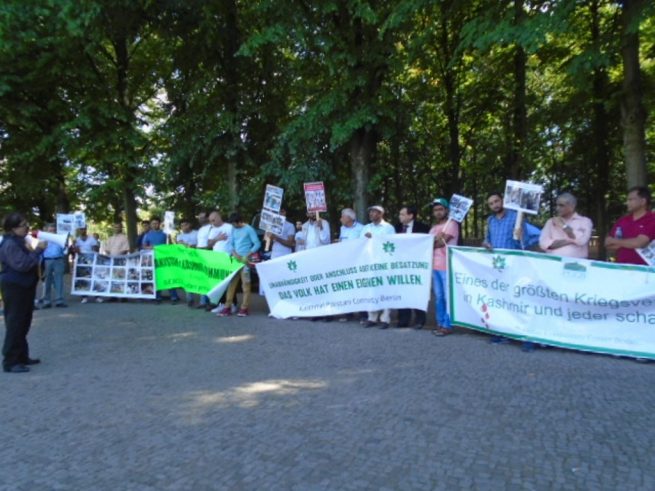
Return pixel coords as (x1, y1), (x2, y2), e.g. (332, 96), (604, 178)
(176, 219), (198, 248)
(339, 208), (364, 241)
(301, 212), (331, 249)
(206, 211), (233, 253)
(74, 228), (100, 304)
(267, 209), (296, 259)
(194, 211), (213, 310)
(294, 221), (305, 252)
(362, 205), (395, 329)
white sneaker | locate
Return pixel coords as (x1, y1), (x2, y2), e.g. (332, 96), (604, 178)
(81, 297), (88, 304)
(231, 304), (238, 314)
(210, 303), (224, 314)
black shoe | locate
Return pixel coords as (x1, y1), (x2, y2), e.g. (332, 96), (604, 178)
(55, 303), (68, 308)
(364, 321), (377, 328)
(4, 364), (29, 373)
(24, 358), (41, 365)
(395, 324), (408, 329)
(171, 298), (180, 305)
(378, 323), (390, 330)
(41, 303), (52, 309)
(413, 324), (424, 330)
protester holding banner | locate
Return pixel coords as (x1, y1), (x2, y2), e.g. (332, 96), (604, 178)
(539, 193), (593, 258)
(605, 186), (655, 265)
(176, 219), (199, 307)
(482, 192), (538, 351)
(362, 205), (396, 329)
(206, 211), (233, 253)
(217, 212), (261, 317)
(0, 213), (45, 373)
(39, 223), (68, 309)
(338, 208), (364, 241)
(102, 223), (130, 256)
(73, 228), (100, 304)
(143, 217), (180, 305)
(194, 211), (213, 310)
(301, 212), (331, 249)
(136, 220), (150, 250)
(396, 205), (430, 329)
(482, 192), (538, 251)
(429, 199), (458, 336)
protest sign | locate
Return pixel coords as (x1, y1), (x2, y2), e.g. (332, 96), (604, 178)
(257, 234), (433, 318)
(503, 180), (543, 215)
(71, 251), (156, 299)
(304, 181), (327, 213)
(448, 246), (655, 359)
(56, 213), (75, 235)
(153, 244), (243, 301)
(164, 211), (175, 235)
(259, 209), (285, 235)
(637, 240), (655, 266)
(73, 212), (86, 230)
(448, 194), (473, 223)
(263, 185), (284, 213)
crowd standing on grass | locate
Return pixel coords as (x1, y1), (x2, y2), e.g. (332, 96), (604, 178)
(2, 186), (655, 373)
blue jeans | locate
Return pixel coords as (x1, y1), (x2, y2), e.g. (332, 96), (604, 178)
(432, 270), (451, 329)
(42, 258), (65, 305)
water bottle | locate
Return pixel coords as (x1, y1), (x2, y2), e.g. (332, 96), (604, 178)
(615, 227), (623, 239)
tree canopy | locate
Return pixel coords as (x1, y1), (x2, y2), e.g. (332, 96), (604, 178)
(1, 0), (653, 252)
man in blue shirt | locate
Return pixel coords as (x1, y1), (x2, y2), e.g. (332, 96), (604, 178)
(39, 223), (67, 308)
(143, 217), (180, 304)
(217, 212), (261, 317)
(482, 192), (539, 352)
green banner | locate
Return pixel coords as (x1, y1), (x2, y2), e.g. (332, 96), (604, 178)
(154, 244), (243, 294)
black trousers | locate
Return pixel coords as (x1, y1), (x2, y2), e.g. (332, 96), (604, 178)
(396, 308), (426, 327)
(2, 282), (36, 369)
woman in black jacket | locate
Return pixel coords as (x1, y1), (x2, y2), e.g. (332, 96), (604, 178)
(0, 213), (45, 373)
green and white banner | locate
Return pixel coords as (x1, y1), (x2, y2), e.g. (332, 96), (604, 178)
(154, 245), (243, 302)
(257, 235), (434, 318)
(448, 246), (655, 359)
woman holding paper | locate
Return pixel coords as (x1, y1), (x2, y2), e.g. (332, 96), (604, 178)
(0, 212), (45, 373)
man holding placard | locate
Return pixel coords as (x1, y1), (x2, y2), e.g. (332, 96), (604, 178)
(429, 199), (458, 336)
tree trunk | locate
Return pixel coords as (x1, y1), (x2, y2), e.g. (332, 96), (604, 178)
(591, 0), (611, 259)
(123, 183), (138, 251)
(350, 127), (375, 221)
(507, 0), (527, 180)
(620, 0), (648, 188)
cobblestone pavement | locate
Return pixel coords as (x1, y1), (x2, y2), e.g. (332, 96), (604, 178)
(1, 292), (655, 491)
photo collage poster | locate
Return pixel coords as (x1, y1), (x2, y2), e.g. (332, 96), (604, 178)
(448, 194), (474, 223)
(303, 181), (327, 213)
(259, 184), (285, 235)
(71, 251), (156, 299)
(503, 180), (544, 215)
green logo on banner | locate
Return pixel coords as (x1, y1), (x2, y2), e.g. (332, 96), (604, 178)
(492, 255), (506, 272)
(287, 260), (298, 272)
(383, 241), (396, 255)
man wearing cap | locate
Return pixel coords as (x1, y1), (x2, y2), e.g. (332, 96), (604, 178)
(429, 198), (459, 336)
(362, 205), (395, 329)
(395, 205), (430, 329)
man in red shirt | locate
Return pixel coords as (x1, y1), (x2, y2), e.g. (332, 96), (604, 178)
(605, 186), (655, 265)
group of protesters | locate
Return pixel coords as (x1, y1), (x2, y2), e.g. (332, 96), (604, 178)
(1, 185), (654, 373)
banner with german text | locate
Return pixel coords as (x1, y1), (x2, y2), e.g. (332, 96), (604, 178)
(448, 246), (655, 359)
(257, 235), (433, 318)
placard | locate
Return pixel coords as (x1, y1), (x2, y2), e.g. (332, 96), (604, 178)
(263, 185), (284, 213)
(164, 211), (175, 235)
(637, 240), (655, 266)
(448, 194), (474, 223)
(503, 180), (543, 215)
(304, 181), (327, 213)
(56, 213), (75, 235)
(259, 209), (285, 235)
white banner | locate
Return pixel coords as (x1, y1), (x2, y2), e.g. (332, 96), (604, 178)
(71, 251), (156, 299)
(257, 235), (433, 318)
(449, 246), (655, 359)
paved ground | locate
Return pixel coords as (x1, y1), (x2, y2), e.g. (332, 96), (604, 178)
(1, 289), (655, 491)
